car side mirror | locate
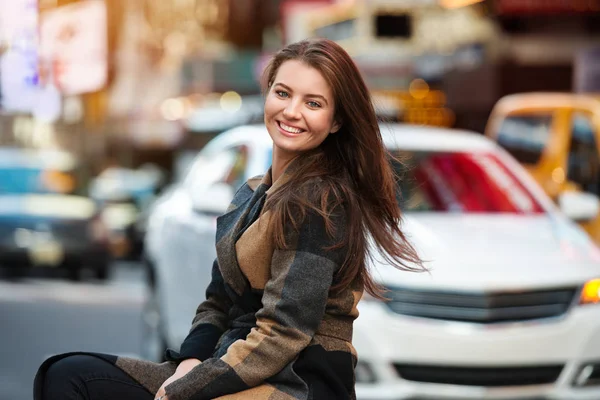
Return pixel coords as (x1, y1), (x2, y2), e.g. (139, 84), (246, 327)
(191, 182), (234, 216)
(558, 191), (600, 222)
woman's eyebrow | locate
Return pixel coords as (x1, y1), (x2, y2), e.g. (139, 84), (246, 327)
(274, 82), (329, 105)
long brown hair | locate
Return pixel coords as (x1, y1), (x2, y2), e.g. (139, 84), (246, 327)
(261, 38), (425, 298)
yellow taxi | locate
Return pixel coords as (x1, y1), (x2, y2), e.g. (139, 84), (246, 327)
(485, 93), (600, 244)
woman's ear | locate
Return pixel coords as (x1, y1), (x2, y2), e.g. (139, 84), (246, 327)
(330, 120), (342, 134)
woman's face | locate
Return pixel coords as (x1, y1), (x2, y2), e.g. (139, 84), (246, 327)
(264, 60), (340, 161)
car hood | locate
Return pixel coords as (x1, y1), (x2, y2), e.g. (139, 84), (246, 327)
(373, 214), (600, 291)
(0, 194), (96, 220)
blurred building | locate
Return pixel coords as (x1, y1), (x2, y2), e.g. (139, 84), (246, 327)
(444, 0), (600, 132)
(0, 0), (119, 189)
(280, 0), (600, 132)
(106, 0), (290, 172)
(282, 0), (499, 127)
(2, 0), (598, 186)
(0, 0), (287, 183)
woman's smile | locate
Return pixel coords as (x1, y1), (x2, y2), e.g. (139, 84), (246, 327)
(276, 120), (306, 137)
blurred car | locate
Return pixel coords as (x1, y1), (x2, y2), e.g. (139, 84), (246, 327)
(142, 124), (600, 399)
(184, 94), (265, 133)
(486, 93), (600, 245)
(0, 148), (110, 281)
(89, 165), (164, 260)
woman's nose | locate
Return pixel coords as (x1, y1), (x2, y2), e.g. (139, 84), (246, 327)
(282, 100), (301, 120)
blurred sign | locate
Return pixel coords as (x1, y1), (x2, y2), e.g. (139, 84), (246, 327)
(39, 0), (107, 95)
(495, 0), (600, 14)
(32, 81), (62, 123)
(0, 0), (39, 112)
(374, 89), (455, 127)
(574, 47), (600, 94)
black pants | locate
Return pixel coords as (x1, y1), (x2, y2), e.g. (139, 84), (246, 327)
(39, 355), (155, 400)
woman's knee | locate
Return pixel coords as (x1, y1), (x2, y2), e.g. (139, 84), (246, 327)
(48, 354), (100, 380)
(42, 355), (97, 399)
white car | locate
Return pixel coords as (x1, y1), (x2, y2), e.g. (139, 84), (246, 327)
(142, 124), (600, 399)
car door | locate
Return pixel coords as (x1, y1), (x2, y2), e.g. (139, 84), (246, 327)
(565, 111), (600, 244)
(491, 108), (571, 199)
(157, 142), (252, 349)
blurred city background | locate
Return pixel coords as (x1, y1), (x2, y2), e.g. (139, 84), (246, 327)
(1, 0), (600, 399)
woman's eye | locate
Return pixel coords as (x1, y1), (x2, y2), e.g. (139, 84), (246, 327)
(275, 90), (288, 98)
(307, 101), (321, 108)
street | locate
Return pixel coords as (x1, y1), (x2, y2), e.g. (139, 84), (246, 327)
(0, 262), (148, 400)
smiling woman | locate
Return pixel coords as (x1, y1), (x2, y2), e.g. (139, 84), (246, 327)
(34, 38), (425, 400)
(263, 60), (341, 170)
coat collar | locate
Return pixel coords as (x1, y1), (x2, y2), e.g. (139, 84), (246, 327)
(216, 169), (275, 297)
(217, 161), (301, 297)
(247, 158), (300, 196)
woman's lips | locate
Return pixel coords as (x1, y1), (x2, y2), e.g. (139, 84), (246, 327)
(277, 121), (305, 138)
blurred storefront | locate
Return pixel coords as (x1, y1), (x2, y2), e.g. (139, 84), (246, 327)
(0, 0), (285, 186)
(0, 0), (115, 192)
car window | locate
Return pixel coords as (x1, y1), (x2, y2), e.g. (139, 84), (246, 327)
(184, 145), (249, 192)
(568, 112), (600, 195)
(496, 114), (552, 165)
(224, 146), (249, 190)
(392, 151), (544, 214)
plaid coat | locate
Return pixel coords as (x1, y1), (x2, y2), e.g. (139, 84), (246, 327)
(35, 167), (363, 400)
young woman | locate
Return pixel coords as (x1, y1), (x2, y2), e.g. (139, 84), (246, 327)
(34, 38), (423, 400)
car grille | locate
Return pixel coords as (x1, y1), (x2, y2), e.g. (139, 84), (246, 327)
(50, 222), (90, 241)
(394, 364), (564, 387)
(0, 219), (89, 243)
(384, 286), (577, 323)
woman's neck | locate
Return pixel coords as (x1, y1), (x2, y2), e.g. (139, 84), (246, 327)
(271, 148), (298, 183)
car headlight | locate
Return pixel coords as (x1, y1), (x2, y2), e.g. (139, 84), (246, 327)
(355, 361), (377, 384)
(580, 279), (600, 305)
(89, 216), (108, 242)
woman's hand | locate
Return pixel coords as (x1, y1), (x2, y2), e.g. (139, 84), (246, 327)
(154, 358), (201, 400)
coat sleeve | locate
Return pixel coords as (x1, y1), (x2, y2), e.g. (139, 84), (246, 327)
(165, 258), (233, 362)
(164, 202), (348, 400)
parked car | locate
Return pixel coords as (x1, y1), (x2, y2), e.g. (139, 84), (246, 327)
(142, 124), (600, 399)
(0, 148), (111, 281)
(485, 93), (600, 245)
(89, 165), (165, 260)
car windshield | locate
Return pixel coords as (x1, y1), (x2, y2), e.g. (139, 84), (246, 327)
(392, 150), (545, 214)
(495, 114), (552, 165)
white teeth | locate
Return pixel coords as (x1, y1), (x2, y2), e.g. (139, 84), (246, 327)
(280, 122), (303, 134)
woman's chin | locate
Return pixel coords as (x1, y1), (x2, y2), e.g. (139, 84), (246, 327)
(273, 142), (302, 156)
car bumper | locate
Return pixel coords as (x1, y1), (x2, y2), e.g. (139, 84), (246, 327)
(0, 243), (110, 269)
(356, 382), (600, 400)
(354, 301), (600, 400)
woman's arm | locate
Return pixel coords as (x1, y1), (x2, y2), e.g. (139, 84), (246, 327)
(164, 203), (347, 400)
